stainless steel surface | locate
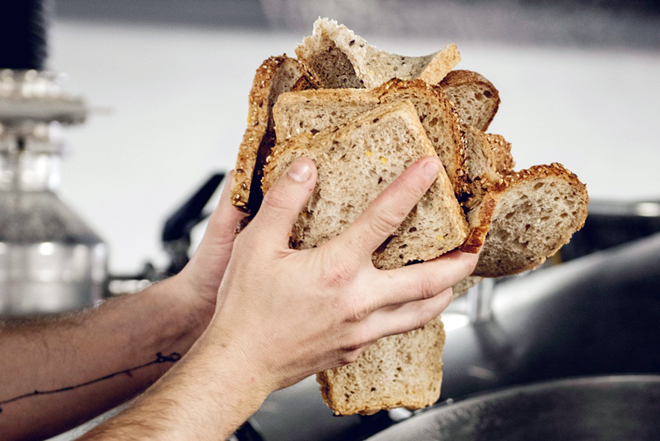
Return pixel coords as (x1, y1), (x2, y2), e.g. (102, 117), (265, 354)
(0, 69), (87, 125)
(0, 70), (106, 316)
(247, 234), (660, 441)
(467, 277), (495, 323)
(367, 375), (660, 441)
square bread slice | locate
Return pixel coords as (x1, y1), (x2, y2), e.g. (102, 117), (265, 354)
(273, 79), (466, 198)
(262, 101), (468, 415)
(231, 55), (315, 213)
(295, 18), (460, 89)
(319, 315), (446, 416)
(263, 100), (468, 268)
(469, 163), (589, 277)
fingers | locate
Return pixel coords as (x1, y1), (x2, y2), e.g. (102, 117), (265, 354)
(331, 156), (442, 261)
(364, 250), (479, 312)
(203, 171), (249, 248)
(363, 288), (453, 341)
(189, 172), (247, 267)
(249, 158), (318, 250)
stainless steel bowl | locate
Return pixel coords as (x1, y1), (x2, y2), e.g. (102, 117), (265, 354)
(367, 376), (660, 441)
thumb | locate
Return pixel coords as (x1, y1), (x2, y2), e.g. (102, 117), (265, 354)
(251, 158), (317, 250)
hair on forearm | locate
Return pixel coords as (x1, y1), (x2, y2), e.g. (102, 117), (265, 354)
(0, 352), (181, 414)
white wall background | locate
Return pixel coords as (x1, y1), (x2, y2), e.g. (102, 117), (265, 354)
(48, 20), (660, 275)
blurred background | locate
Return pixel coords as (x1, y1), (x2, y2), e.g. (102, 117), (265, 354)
(40, 0), (660, 275)
(2, 1), (660, 440)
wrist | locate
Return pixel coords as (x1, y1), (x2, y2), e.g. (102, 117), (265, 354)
(142, 274), (214, 354)
(194, 321), (275, 403)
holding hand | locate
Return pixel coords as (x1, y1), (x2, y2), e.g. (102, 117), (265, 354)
(82, 156), (478, 440)
(205, 156), (478, 392)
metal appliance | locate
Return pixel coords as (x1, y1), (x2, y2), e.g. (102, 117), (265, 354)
(0, 0), (107, 316)
(0, 70), (106, 316)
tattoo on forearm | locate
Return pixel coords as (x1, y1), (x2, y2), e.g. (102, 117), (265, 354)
(0, 352), (182, 414)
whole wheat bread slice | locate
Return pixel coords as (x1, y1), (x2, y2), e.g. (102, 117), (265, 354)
(319, 316), (446, 415)
(295, 18), (460, 89)
(262, 101), (468, 415)
(469, 163), (588, 277)
(273, 79), (467, 197)
(264, 100), (468, 268)
(231, 55), (315, 212)
(440, 70), (501, 132)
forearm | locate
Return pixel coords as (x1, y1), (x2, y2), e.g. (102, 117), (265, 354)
(0, 275), (210, 441)
(81, 323), (270, 441)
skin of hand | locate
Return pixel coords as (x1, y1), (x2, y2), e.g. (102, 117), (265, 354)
(169, 171), (248, 333)
(0, 175), (247, 441)
(83, 156), (478, 440)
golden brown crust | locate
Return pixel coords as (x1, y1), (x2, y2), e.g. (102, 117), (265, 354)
(494, 163), (587, 199)
(472, 163), (589, 277)
(290, 71), (321, 92)
(231, 55), (289, 210)
(486, 133), (515, 173)
(459, 193), (497, 253)
(231, 55), (312, 213)
(373, 79), (468, 197)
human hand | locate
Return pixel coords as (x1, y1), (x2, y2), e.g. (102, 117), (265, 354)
(202, 156), (478, 394)
(173, 173), (247, 330)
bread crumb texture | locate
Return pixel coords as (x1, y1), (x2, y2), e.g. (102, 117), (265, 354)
(318, 317), (446, 415)
(264, 101), (468, 269)
(475, 163), (588, 277)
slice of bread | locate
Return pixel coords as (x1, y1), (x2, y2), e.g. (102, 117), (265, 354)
(457, 127), (516, 253)
(262, 101), (468, 415)
(486, 133), (515, 174)
(274, 88), (379, 140)
(375, 80), (466, 197)
(273, 79), (466, 197)
(231, 55), (314, 213)
(295, 18), (460, 89)
(452, 275), (483, 299)
(263, 100), (469, 268)
(470, 163), (589, 277)
(318, 316), (446, 415)
(440, 70), (501, 132)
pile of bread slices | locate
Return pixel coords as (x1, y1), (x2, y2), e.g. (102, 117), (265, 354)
(231, 18), (589, 416)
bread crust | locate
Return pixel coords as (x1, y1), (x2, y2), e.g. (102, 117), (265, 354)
(231, 55), (313, 212)
(472, 163), (589, 277)
(296, 18), (460, 89)
(262, 102), (465, 415)
(273, 79), (468, 197)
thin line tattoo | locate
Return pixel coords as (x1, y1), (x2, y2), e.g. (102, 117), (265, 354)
(0, 352), (182, 414)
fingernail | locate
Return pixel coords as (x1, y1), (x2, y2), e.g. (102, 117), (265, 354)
(288, 160), (311, 183)
(423, 159), (442, 179)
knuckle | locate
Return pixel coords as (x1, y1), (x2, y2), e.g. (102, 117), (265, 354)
(418, 277), (440, 300)
(339, 349), (362, 365)
(404, 179), (428, 202)
(261, 186), (298, 212)
(322, 259), (357, 289)
(341, 297), (368, 323)
(341, 327), (370, 354)
(416, 307), (435, 330)
(367, 208), (403, 239)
